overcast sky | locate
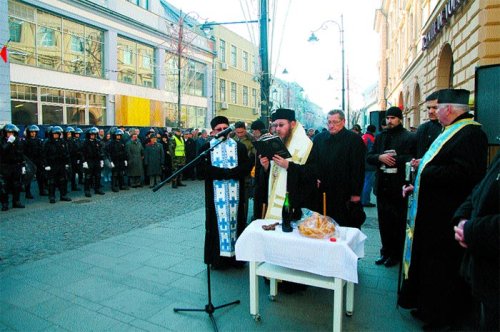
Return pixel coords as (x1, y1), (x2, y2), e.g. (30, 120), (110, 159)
(166, 0), (380, 112)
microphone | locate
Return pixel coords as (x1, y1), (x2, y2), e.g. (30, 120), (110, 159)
(215, 124), (235, 139)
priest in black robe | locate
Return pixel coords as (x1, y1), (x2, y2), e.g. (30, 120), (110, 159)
(201, 116), (251, 269)
(398, 89), (488, 329)
(256, 108), (315, 221)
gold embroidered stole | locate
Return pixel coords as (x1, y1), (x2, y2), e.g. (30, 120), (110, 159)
(265, 122), (313, 220)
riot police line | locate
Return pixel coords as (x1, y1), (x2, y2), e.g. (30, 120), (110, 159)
(0, 124), (175, 212)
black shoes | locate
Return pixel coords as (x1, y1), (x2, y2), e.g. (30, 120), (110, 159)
(375, 255), (400, 267)
(60, 196), (72, 202)
(49, 198), (56, 204)
(84, 191), (91, 198)
(375, 255), (388, 265)
(13, 202), (25, 208)
(95, 189), (105, 195)
(384, 257), (400, 267)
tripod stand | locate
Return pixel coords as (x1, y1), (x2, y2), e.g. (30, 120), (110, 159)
(173, 264), (240, 332)
(152, 137), (240, 331)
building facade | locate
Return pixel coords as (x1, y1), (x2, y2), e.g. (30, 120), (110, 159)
(2, 0), (218, 128)
(210, 25), (260, 124)
(375, 0), (499, 128)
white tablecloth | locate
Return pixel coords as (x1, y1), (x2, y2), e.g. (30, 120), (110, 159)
(235, 219), (367, 283)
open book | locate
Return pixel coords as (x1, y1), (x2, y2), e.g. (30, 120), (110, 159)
(252, 135), (292, 159)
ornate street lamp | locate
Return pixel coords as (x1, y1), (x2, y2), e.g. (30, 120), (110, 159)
(308, 15), (345, 121)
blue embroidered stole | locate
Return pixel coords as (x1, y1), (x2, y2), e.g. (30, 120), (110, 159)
(210, 138), (239, 257)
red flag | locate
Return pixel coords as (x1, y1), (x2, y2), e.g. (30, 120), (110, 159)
(0, 45), (7, 63)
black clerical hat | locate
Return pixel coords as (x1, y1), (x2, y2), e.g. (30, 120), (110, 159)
(437, 89), (470, 105)
(210, 116), (229, 129)
(271, 108), (295, 121)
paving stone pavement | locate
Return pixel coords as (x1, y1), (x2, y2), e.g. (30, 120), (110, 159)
(0, 181), (422, 331)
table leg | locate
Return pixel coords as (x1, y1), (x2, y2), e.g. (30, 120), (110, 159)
(249, 261), (259, 319)
(333, 278), (343, 332)
(346, 282), (354, 316)
(269, 278), (278, 299)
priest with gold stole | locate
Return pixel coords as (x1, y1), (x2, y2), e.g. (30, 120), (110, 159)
(257, 108), (315, 221)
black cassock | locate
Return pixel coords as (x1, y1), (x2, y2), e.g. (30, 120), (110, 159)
(201, 140), (251, 268)
(306, 128), (366, 227)
(399, 114), (488, 326)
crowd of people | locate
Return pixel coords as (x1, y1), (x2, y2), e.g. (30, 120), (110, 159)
(0, 124), (243, 210)
(1, 88), (497, 330)
(200, 88), (497, 331)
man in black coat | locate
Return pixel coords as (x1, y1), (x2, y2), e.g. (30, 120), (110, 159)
(367, 106), (416, 267)
(23, 125), (48, 198)
(43, 126), (72, 204)
(106, 129), (129, 192)
(81, 127), (105, 197)
(398, 89), (488, 329)
(415, 91), (442, 159)
(307, 110), (366, 228)
(0, 124), (25, 210)
(453, 151), (499, 331)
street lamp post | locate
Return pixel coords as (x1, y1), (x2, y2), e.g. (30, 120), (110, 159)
(308, 15), (345, 122)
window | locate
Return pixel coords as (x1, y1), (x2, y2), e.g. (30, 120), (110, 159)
(127, 0), (148, 9)
(219, 39), (226, 63)
(231, 82), (237, 104)
(38, 27), (58, 48)
(252, 88), (257, 107)
(117, 36), (155, 87)
(8, 1), (103, 77)
(123, 48), (133, 65)
(242, 51), (248, 71)
(219, 79), (226, 102)
(243, 86), (248, 106)
(230, 45), (237, 67)
(70, 36), (84, 53)
(9, 20), (22, 42)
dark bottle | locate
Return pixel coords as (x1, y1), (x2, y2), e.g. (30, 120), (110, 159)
(282, 192), (293, 232)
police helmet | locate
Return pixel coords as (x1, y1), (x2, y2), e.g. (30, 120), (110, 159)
(64, 126), (75, 133)
(86, 126), (99, 138)
(51, 126), (63, 134)
(113, 129), (124, 139)
(28, 124), (40, 132)
(75, 128), (83, 135)
(3, 123), (20, 134)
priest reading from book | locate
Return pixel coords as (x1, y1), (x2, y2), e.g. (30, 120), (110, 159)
(256, 108), (316, 221)
(200, 116), (252, 270)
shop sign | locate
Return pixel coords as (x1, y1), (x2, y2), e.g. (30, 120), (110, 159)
(422, 0), (468, 50)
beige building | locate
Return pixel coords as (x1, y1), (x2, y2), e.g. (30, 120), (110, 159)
(210, 25), (260, 124)
(375, 0), (499, 129)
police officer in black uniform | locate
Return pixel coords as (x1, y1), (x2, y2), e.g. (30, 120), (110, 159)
(23, 124), (48, 198)
(64, 126), (81, 192)
(82, 127), (105, 197)
(43, 126), (72, 204)
(106, 129), (129, 192)
(73, 127), (84, 185)
(1, 124), (26, 210)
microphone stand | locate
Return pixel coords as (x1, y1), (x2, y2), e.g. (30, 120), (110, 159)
(152, 137), (223, 192)
(152, 136), (240, 332)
